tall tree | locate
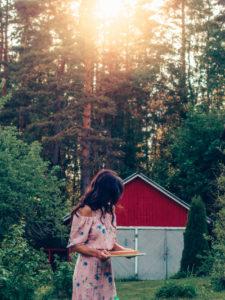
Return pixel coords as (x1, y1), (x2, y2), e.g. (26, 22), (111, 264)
(151, 108), (225, 213)
(180, 196), (209, 274)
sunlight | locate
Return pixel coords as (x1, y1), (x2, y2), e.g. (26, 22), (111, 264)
(149, 0), (164, 10)
(95, 0), (165, 20)
(70, 0), (165, 21)
(96, 0), (124, 20)
(70, 1), (80, 17)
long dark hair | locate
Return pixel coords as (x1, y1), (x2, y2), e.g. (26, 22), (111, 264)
(71, 169), (124, 225)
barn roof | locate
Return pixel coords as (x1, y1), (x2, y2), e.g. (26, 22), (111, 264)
(63, 172), (211, 224)
(124, 173), (190, 210)
(124, 172), (211, 223)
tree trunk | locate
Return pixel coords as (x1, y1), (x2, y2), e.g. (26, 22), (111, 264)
(180, 0), (187, 106)
(2, 0), (9, 96)
(0, 0), (9, 97)
(80, 0), (96, 193)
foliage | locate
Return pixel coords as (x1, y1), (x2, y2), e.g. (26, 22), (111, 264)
(0, 126), (67, 247)
(37, 255), (77, 300)
(170, 270), (193, 279)
(155, 282), (197, 298)
(196, 252), (214, 277)
(0, 221), (53, 300)
(211, 166), (225, 291)
(151, 109), (225, 213)
(0, 94), (11, 110)
(50, 255), (77, 299)
(180, 196), (210, 275)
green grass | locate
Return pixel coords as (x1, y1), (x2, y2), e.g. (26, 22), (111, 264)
(116, 277), (225, 300)
(36, 277), (225, 300)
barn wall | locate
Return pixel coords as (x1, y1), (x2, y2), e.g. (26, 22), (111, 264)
(112, 227), (185, 280)
(116, 178), (188, 227)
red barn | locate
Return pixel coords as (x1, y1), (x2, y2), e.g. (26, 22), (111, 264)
(113, 173), (191, 280)
(116, 173), (189, 227)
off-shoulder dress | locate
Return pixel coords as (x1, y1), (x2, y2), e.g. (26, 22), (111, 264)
(67, 209), (118, 300)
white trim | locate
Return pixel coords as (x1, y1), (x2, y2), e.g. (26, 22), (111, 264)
(117, 226), (186, 230)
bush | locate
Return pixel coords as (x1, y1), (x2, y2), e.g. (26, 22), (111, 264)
(211, 276), (225, 292)
(211, 245), (225, 291)
(50, 255), (77, 299)
(155, 282), (197, 299)
(170, 270), (194, 279)
(196, 252), (214, 277)
(210, 167), (225, 291)
(0, 222), (52, 300)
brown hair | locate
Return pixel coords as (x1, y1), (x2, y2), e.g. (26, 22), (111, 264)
(71, 169), (124, 226)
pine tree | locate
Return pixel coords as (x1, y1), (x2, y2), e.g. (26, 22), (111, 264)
(180, 196), (209, 274)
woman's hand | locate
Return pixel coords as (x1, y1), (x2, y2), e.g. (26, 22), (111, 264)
(71, 244), (111, 261)
(95, 249), (111, 261)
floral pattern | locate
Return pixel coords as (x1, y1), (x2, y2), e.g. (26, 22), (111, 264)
(68, 209), (118, 300)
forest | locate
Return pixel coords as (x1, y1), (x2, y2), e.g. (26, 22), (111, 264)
(0, 0), (225, 299)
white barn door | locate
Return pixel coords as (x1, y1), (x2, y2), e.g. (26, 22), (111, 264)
(138, 229), (167, 280)
(112, 227), (185, 280)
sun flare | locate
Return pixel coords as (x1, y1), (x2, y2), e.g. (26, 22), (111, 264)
(149, 0), (165, 10)
(70, 0), (165, 22)
(96, 0), (124, 20)
(95, 0), (165, 20)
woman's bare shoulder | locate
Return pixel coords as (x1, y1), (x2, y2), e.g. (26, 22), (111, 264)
(78, 205), (93, 217)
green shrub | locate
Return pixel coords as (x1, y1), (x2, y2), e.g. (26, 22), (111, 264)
(0, 222), (52, 300)
(196, 252), (214, 277)
(211, 245), (225, 291)
(210, 167), (225, 292)
(211, 276), (225, 292)
(51, 255), (77, 299)
(155, 282), (197, 298)
(170, 270), (193, 279)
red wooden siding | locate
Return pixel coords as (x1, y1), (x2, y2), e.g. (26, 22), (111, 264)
(116, 177), (188, 227)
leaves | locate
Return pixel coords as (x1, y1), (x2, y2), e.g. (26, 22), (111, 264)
(0, 221), (53, 300)
(0, 126), (67, 248)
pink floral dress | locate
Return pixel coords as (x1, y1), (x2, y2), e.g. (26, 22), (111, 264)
(67, 209), (118, 300)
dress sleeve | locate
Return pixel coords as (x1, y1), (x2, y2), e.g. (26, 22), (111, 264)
(67, 213), (93, 248)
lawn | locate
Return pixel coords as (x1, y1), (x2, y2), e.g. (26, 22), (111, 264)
(116, 277), (225, 300)
(36, 277), (225, 299)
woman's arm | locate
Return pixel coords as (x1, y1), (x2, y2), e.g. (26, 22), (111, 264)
(70, 244), (111, 261)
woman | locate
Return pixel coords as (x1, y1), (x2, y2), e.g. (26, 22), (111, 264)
(67, 169), (131, 300)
